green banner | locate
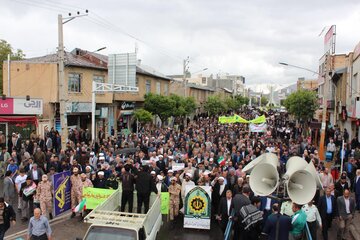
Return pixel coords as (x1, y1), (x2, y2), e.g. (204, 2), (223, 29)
(160, 192), (170, 214)
(219, 114), (266, 124)
(82, 187), (116, 210)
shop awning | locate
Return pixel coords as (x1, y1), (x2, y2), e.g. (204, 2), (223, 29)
(0, 116), (38, 126)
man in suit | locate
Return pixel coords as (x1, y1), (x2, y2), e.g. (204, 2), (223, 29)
(27, 163), (44, 185)
(260, 196), (277, 222)
(217, 190), (232, 233)
(354, 169), (360, 211)
(262, 203), (292, 240)
(336, 189), (355, 240)
(3, 170), (16, 207)
(318, 187), (337, 240)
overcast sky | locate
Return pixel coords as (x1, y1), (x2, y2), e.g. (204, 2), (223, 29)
(1, 0), (360, 87)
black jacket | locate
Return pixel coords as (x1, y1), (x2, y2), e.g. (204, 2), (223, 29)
(1, 203), (16, 231)
(135, 171), (158, 195)
(318, 195), (337, 219)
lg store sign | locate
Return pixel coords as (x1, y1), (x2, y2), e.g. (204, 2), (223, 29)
(0, 98), (43, 115)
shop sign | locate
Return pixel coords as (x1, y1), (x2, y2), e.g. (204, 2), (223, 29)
(0, 98), (43, 115)
(121, 101), (135, 110)
(66, 102), (92, 113)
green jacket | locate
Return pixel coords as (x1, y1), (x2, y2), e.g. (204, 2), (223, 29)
(290, 209), (307, 236)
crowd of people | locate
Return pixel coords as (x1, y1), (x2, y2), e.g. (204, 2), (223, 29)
(0, 106), (359, 240)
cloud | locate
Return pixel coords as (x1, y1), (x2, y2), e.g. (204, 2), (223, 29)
(1, 0), (360, 86)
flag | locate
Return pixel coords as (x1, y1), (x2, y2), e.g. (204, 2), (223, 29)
(73, 199), (86, 213)
(218, 156), (226, 166)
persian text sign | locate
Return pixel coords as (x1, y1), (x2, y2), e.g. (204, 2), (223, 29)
(249, 123), (267, 132)
(160, 192), (169, 214)
(52, 171), (71, 216)
(13, 98), (43, 115)
(184, 186), (211, 230)
(82, 187), (116, 209)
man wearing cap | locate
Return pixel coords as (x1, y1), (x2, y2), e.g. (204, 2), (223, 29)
(212, 176), (230, 219)
(165, 170), (174, 186)
(156, 175), (168, 193)
(36, 175), (53, 219)
(334, 174), (349, 199)
(93, 171), (107, 189)
(89, 152), (97, 170)
(168, 177), (181, 224)
(70, 168), (82, 218)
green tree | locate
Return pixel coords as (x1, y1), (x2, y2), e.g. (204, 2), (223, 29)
(144, 93), (175, 123)
(283, 90), (319, 135)
(0, 40), (25, 94)
(235, 95), (249, 106)
(224, 97), (240, 111)
(260, 96), (269, 106)
(134, 109), (153, 124)
(204, 95), (227, 115)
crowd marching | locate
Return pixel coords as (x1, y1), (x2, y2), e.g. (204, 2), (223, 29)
(0, 106), (359, 240)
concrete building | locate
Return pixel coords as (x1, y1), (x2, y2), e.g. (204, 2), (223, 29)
(3, 48), (170, 137)
(208, 74), (246, 96)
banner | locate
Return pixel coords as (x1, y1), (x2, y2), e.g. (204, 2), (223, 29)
(82, 187), (116, 210)
(249, 123), (267, 132)
(184, 186), (211, 230)
(218, 115), (266, 124)
(160, 192), (170, 214)
(52, 171), (71, 217)
(172, 163), (185, 171)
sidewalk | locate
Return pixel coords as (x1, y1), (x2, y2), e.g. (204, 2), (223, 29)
(350, 211), (360, 240)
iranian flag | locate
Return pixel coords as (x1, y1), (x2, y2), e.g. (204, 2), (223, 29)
(73, 199), (86, 213)
(218, 156), (226, 166)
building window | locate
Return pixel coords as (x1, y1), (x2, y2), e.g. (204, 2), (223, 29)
(156, 82), (161, 94)
(202, 77), (206, 85)
(145, 80), (151, 94)
(164, 83), (168, 96)
(68, 73), (81, 93)
(93, 75), (105, 83)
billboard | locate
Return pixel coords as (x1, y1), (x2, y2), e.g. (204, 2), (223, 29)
(108, 53), (137, 87)
(0, 98), (43, 115)
(324, 25), (336, 54)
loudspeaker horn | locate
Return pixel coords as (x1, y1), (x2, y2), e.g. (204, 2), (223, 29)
(305, 162), (323, 189)
(243, 152), (277, 173)
(283, 156), (308, 180)
(286, 169), (317, 205)
(249, 153), (279, 196)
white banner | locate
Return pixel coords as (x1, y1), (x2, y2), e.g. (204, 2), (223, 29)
(13, 98), (43, 115)
(249, 123), (267, 132)
(172, 163), (185, 171)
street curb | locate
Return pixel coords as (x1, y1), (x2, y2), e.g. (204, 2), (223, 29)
(350, 224), (360, 240)
(5, 212), (72, 240)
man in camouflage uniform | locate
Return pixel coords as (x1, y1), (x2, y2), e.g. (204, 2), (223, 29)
(36, 175), (53, 219)
(80, 173), (93, 188)
(70, 167), (82, 218)
(168, 177), (181, 222)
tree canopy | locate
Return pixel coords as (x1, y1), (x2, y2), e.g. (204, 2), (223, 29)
(133, 109), (153, 124)
(0, 39), (25, 94)
(204, 95), (227, 115)
(283, 90), (318, 121)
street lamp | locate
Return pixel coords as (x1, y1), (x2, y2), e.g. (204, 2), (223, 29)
(279, 62), (319, 75)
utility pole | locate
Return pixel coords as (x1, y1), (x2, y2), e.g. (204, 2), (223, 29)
(58, 11), (88, 148)
(7, 54), (10, 96)
(183, 57), (189, 97)
(319, 53), (330, 161)
(58, 14), (67, 148)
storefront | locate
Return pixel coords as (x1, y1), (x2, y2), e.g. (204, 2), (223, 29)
(116, 101), (135, 136)
(0, 97), (43, 139)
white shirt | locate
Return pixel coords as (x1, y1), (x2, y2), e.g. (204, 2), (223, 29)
(219, 184), (225, 196)
(227, 198), (232, 216)
(344, 198), (350, 214)
(302, 204), (322, 225)
(32, 169), (38, 180)
(15, 174), (27, 192)
(265, 197), (272, 211)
